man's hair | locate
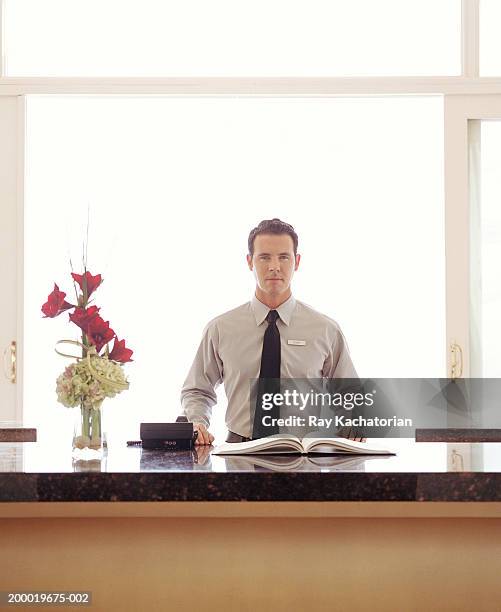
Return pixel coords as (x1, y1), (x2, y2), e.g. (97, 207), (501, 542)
(248, 218), (299, 256)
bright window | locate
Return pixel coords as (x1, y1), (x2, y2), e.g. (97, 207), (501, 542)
(480, 0), (501, 76)
(24, 96), (445, 444)
(471, 121), (501, 376)
(5, 0), (461, 76)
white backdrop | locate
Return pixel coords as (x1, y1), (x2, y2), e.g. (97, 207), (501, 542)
(24, 95), (445, 444)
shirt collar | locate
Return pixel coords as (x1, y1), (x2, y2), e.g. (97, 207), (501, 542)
(250, 294), (296, 327)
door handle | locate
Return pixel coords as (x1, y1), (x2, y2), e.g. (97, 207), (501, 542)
(2, 340), (16, 384)
(450, 342), (463, 379)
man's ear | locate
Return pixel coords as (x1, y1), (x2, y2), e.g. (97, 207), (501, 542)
(246, 254), (253, 271)
(294, 253), (301, 271)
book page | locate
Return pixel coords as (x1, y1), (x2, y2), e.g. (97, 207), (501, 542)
(213, 434), (303, 455)
(302, 437), (395, 455)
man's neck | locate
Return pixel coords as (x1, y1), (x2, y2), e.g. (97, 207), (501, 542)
(254, 288), (292, 310)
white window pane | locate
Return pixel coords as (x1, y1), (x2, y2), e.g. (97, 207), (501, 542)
(480, 0), (501, 75)
(5, 0), (461, 76)
(472, 122), (501, 376)
(24, 96), (445, 445)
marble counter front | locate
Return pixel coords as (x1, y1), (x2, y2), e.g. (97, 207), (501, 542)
(1, 438), (501, 506)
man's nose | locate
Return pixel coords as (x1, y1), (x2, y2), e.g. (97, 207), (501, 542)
(268, 259), (280, 271)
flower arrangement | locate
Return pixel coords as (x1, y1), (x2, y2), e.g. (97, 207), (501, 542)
(41, 269), (133, 450)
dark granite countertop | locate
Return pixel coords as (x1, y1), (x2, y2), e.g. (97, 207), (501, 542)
(1, 438), (501, 502)
(415, 428), (501, 442)
(0, 421), (37, 442)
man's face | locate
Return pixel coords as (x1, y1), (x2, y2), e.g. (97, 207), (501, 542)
(247, 233), (300, 298)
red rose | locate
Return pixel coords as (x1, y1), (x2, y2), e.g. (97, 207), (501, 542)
(108, 338), (134, 363)
(71, 271), (102, 298)
(41, 284), (74, 318)
(69, 305), (101, 331)
(86, 316), (115, 353)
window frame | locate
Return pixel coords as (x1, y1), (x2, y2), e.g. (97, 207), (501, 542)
(445, 94), (501, 378)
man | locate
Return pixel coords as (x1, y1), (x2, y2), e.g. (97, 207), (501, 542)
(181, 218), (358, 445)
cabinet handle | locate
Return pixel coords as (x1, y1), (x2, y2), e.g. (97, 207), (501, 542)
(2, 340), (16, 384)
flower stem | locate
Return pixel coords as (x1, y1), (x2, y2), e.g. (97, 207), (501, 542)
(91, 407), (101, 439)
(81, 405), (90, 439)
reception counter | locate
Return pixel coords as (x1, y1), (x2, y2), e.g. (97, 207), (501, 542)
(1, 439), (501, 611)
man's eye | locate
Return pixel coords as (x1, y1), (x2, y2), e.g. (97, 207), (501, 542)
(280, 255), (289, 260)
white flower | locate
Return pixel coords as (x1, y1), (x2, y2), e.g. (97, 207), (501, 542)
(56, 355), (129, 409)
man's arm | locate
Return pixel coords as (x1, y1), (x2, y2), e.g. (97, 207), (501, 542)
(323, 325), (365, 441)
(180, 322), (223, 444)
(322, 325), (357, 379)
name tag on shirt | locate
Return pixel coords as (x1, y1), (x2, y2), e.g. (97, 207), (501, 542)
(287, 339), (306, 346)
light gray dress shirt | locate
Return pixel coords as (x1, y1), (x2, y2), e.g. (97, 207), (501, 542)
(180, 294), (357, 437)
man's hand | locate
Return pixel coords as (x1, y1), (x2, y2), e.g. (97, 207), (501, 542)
(348, 428), (366, 442)
(339, 426), (366, 443)
(193, 423), (214, 445)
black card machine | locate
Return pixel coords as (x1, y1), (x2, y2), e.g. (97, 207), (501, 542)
(140, 417), (198, 450)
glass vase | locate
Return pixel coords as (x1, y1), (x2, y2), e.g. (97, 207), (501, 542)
(72, 403), (104, 460)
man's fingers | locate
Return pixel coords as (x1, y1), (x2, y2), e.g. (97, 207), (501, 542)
(196, 429), (208, 445)
(194, 424), (204, 445)
(194, 424), (213, 445)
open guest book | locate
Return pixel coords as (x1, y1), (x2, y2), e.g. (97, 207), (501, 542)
(212, 434), (395, 456)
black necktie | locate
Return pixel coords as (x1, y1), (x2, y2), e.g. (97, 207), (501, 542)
(253, 310), (281, 438)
